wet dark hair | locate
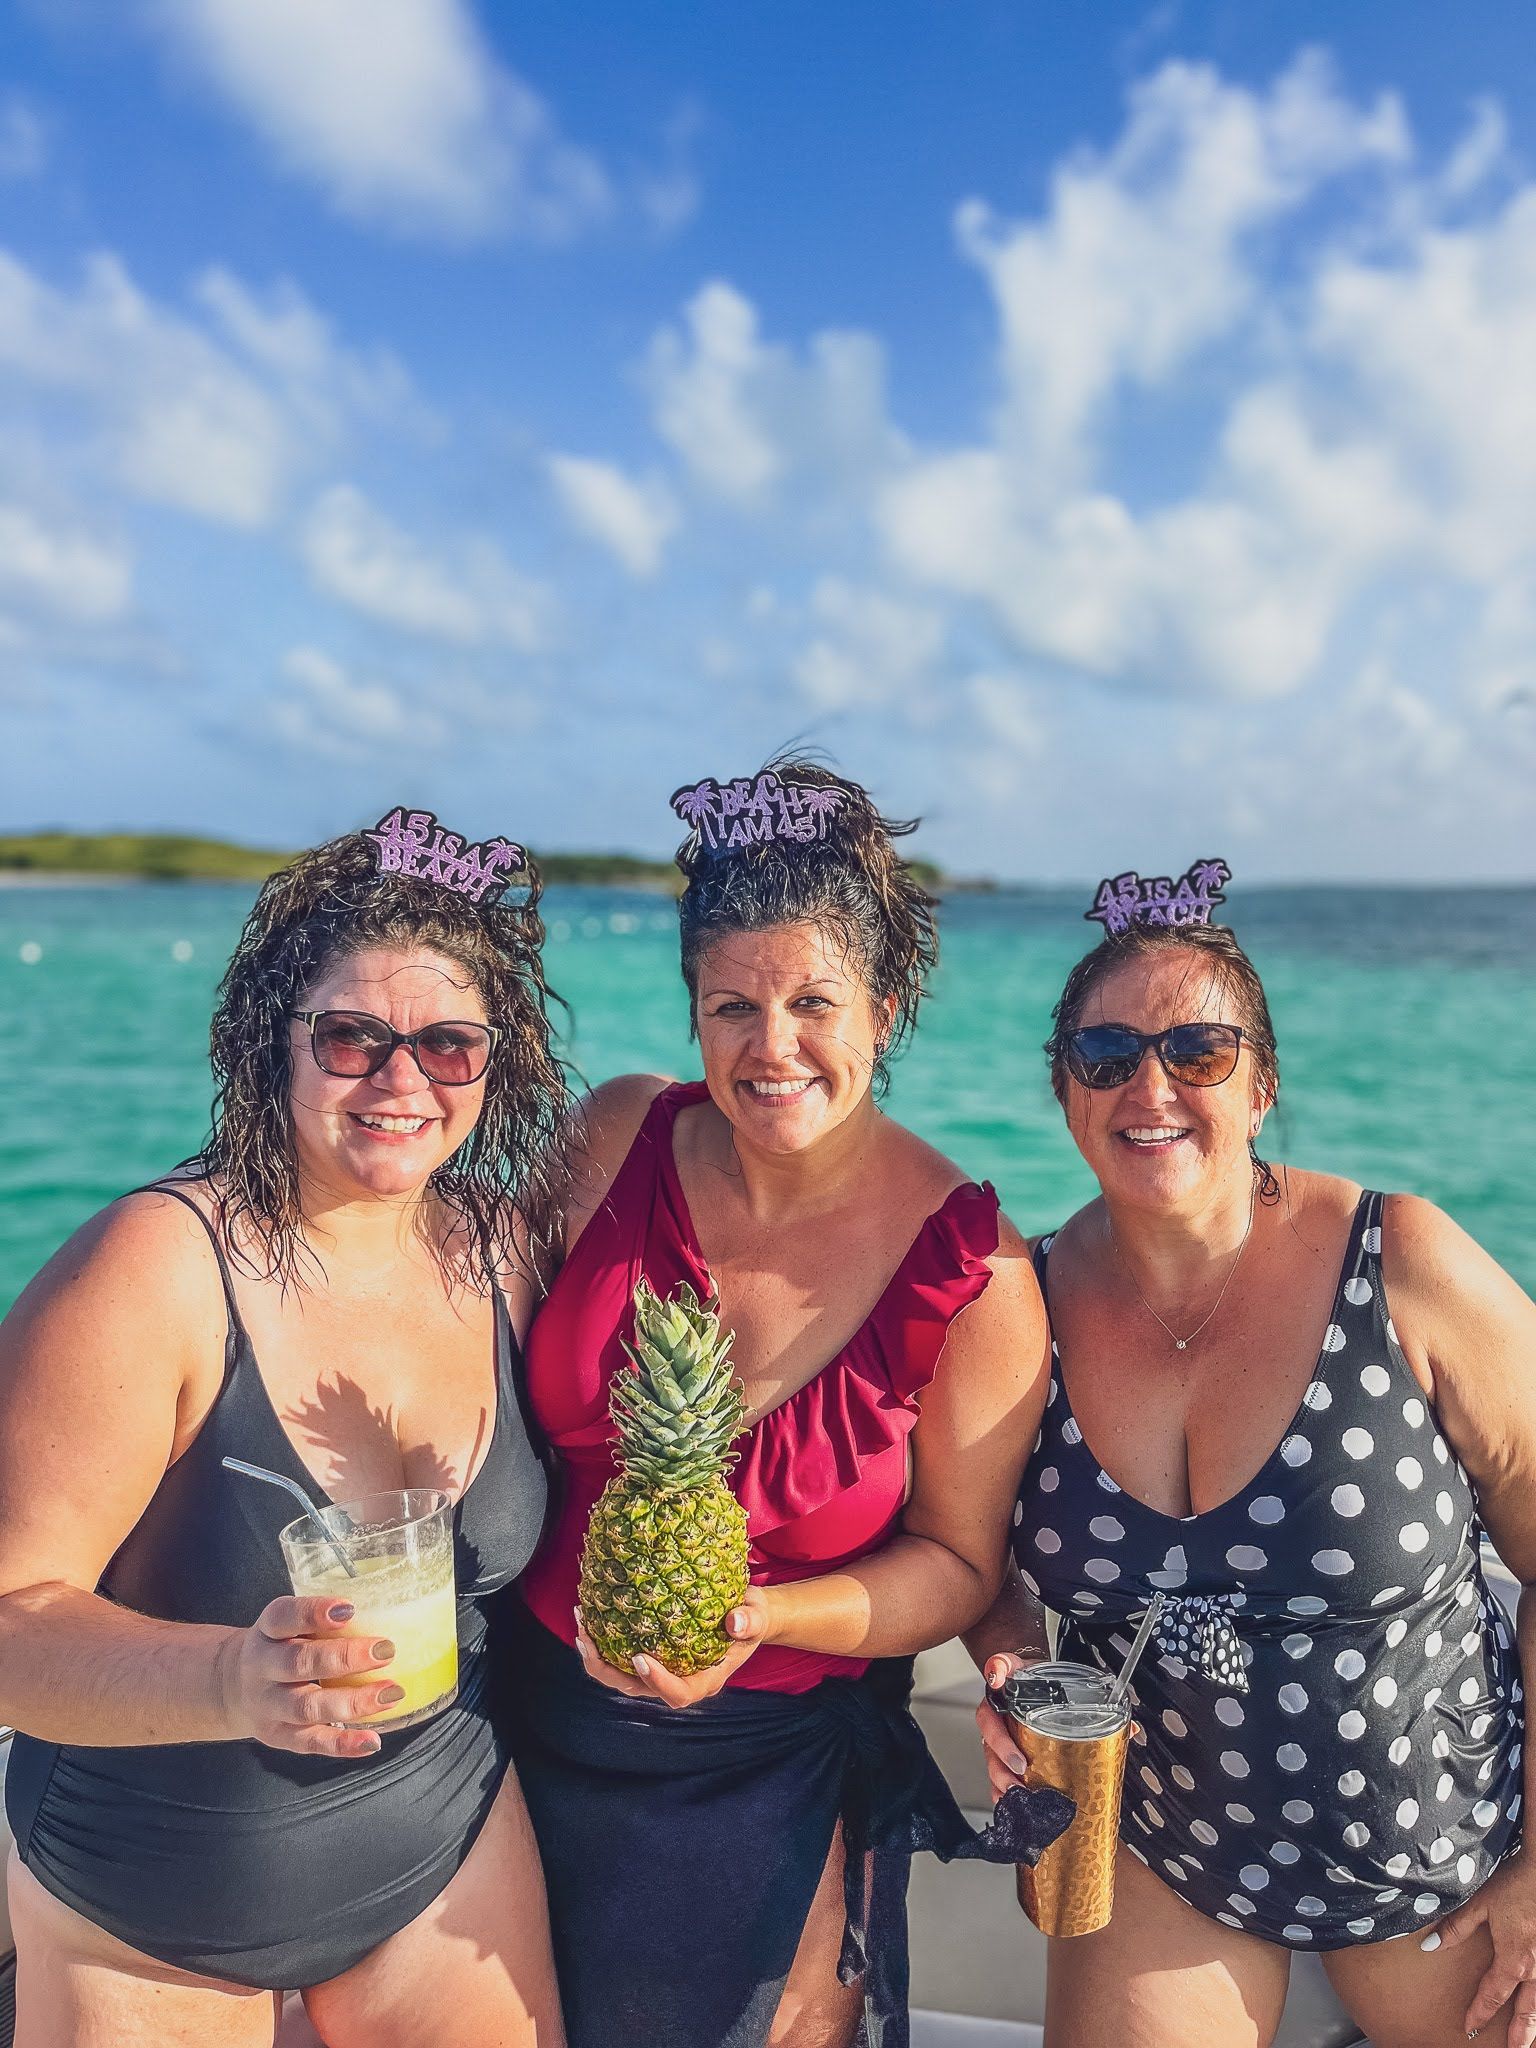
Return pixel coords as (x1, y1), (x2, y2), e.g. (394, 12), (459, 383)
(184, 828), (571, 1287)
(675, 758), (938, 1095)
(1044, 921), (1281, 1202)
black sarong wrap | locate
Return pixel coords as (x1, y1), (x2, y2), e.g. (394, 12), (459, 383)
(510, 1611), (1073, 2048)
(828, 1657), (1073, 2048)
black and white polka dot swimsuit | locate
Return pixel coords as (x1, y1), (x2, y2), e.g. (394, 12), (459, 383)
(1013, 1191), (1524, 1949)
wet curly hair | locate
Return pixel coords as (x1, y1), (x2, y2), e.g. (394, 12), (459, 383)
(184, 824), (571, 1287)
(1044, 920), (1282, 1202)
(674, 757), (939, 1096)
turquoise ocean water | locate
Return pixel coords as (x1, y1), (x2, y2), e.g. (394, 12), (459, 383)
(1, 883), (1532, 1313)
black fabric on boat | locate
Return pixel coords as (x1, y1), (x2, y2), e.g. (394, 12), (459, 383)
(507, 1608), (1073, 2048)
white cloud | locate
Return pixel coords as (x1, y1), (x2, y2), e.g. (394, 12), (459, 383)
(647, 284), (781, 500)
(271, 644), (445, 759)
(548, 455), (677, 577)
(149, 0), (611, 241)
(0, 248), (414, 526)
(0, 95), (48, 180)
(793, 577), (946, 711)
(302, 484), (551, 649)
(0, 502), (132, 622)
(1439, 98), (1509, 203)
(194, 268), (416, 423)
(954, 50), (1407, 486)
(870, 65), (1536, 715)
(634, 102), (704, 236)
(1309, 191), (1536, 575)
(967, 673), (1045, 759)
(645, 281), (905, 504)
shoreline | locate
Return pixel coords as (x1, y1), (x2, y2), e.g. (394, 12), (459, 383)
(0, 871), (141, 889)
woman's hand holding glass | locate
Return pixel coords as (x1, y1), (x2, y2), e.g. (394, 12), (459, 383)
(214, 1593), (403, 1757)
(975, 1649), (1039, 1801)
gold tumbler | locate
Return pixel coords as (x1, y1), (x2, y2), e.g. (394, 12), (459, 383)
(1005, 1661), (1131, 1939)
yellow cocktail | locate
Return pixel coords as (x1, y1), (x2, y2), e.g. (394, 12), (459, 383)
(281, 1489), (459, 1732)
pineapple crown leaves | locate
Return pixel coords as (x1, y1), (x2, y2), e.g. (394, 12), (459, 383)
(611, 1278), (748, 1492)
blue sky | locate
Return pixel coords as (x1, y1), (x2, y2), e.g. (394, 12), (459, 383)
(2, 0), (1533, 880)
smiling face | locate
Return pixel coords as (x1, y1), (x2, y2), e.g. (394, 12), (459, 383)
(287, 944), (491, 1202)
(1063, 948), (1272, 1215)
(694, 921), (895, 1157)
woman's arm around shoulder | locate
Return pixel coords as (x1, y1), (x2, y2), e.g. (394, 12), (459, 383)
(561, 1073), (676, 1256)
(1381, 1191), (1536, 1579)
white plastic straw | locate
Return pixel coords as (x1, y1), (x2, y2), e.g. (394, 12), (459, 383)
(1109, 1592), (1166, 1707)
(222, 1456), (357, 1579)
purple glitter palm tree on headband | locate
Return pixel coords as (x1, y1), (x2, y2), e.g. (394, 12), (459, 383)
(1085, 858), (1231, 937)
(363, 809), (526, 904)
(669, 771), (850, 856)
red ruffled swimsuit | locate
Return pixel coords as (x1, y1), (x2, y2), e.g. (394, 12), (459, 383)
(520, 1081), (1000, 1693)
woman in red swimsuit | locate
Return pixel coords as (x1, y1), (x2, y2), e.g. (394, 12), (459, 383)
(512, 761), (1060, 2048)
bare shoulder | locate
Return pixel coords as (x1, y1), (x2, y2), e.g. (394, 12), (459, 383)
(1281, 1166), (1365, 1243)
(1382, 1189), (1490, 1275)
(937, 1204), (1048, 1374)
(564, 1073), (676, 1245)
(0, 1189), (233, 1592)
(879, 1118), (991, 1210)
(1, 1187), (227, 1404)
(1381, 1190), (1532, 1346)
(982, 1206), (1045, 1308)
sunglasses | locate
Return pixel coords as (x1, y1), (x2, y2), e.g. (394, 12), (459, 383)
(1064, 1021), (1244, 1091)
(292, 1010), (499, 1087)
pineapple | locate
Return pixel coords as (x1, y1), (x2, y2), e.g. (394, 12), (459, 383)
(579, 1278), (751, 1677)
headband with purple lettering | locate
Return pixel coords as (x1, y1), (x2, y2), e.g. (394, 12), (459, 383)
(1085, 858), (1231, 938)
(670, 771), (850, 858)
(363, 807), (526, 905)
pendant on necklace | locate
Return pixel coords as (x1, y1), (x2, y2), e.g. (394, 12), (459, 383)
(1175, 1339), (1188, 1351)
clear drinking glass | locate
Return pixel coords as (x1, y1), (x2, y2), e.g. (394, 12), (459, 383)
(279, 1488), (458, 1733)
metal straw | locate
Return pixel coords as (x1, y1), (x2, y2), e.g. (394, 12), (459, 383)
(222, 1456), (357, 1579)
(1108, 1592), (1166, 1707)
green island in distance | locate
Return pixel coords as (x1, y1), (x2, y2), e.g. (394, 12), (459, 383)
(0, 831), (959, 893)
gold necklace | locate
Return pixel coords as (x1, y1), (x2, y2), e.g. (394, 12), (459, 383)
(1110, 1188), (1257, 1352)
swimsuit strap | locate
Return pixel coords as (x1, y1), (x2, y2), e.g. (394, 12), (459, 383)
(127, 1182), (247, 1356)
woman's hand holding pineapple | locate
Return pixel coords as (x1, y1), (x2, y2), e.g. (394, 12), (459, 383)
(574, 1584), (779, 1706)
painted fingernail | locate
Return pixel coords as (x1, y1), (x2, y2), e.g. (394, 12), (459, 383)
(379, 1685), (405, 1705)
(329, 1603), (355, 1623)
(372, 1640), (395, 1661)
(1420, 1931), (1441, 1951)
(1007, 1752), (1029, 1775)
(632, 1655), (650, 1677)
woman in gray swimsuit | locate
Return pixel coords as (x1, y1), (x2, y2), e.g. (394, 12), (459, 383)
(0, 811), (568, 2047)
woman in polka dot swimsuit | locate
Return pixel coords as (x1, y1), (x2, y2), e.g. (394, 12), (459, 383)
(969, 915), (1536, 2048)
